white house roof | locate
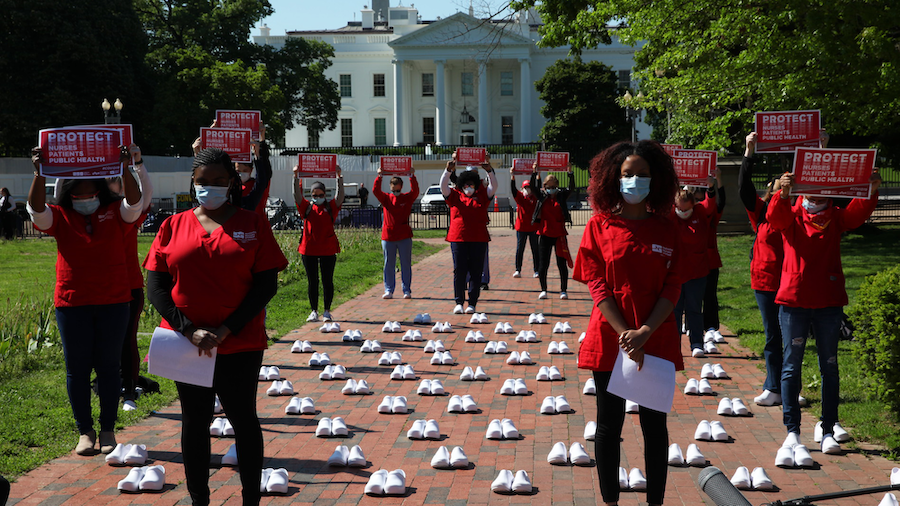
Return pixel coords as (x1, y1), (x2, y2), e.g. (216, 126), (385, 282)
(388, 12), (533, 49)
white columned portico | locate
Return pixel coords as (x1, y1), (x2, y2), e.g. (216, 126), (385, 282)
(392, 58), (404, 147)
(519, 58), (532, 143)
(477, 60), (490, 144)
(434, 59), (445, 146)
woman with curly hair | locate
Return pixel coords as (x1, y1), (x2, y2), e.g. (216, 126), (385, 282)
(574, 140), (681, 506)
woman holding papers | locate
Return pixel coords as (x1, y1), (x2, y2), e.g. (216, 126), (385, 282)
(574, 140), (681, 506)
(373, 166), (419, 299)
(144, 148), (287, 505)
(27, 145), (144, 456)
(767, 167), (880, 457)
(530, 164), (575, 300)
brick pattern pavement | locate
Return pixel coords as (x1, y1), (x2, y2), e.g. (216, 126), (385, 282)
(8, 228), (898, 506)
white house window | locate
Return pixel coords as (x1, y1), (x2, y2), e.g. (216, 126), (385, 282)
(373, 74), (385, 97)
(308, 130), (319, 148)
(500, 72), (513, 96)
(340, 74), (352, 97)
(423, 117), (435, 144)
(374, 118), (387, 146)
(422, 73), (434, 97)
(501, 116), (514, 145)
(461, 72), (474, 96)
(341, 118), (353, 147)
(617, 70), (631, 90)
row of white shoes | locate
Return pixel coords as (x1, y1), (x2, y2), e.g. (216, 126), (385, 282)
(527, 313), (548, 324)
(308, 353), (331, 366)
(618, 467), (647, 490)
(667, 443), (708, 466)
(117, 465), (165, 492)
(259, 468), (289, 494)
(319, 322), (342, 333)
(423, 340), (446, 352)
(717, 397), (751, 416)
(486, 418), (519, 439)
(412, 313), (432, 324)
(266, 380), (294, 395)
(105, 443), (148, 466)
(547, 341), (572, 354)
(341, 379), (371, 395)
(318, 365), (347, 380)
(448, 394), (478, 413)
(730, 466), (774, 490)
(327, 445), (367, 467)
(775, 433), (814, 467)
(704, 328), (726, 343)
(258, 366), (280, 381)
(494, 322), (515, 334)
(491, 470), (533, 494)
(390, 365), (417, 380)
(552, 321), (574, 333)
(416, 379), (445, 395)
(431, 446), (469, 469)
(430, 351), (455, 365)
(506, 351), (533, 365)
(285, 397), (316, 414)
(469, 312), (490, 324)
(684, 378), (714, 395)
(464, 330), (487, 342)
(547, 441), (592, 466)
(694, 420), (729, 441)
(452, 304), (476, 314)
(341, 329), (363, 341)
(536, 365), (563, 381)
(540, 395), (572, 414)
(700, 363), (729, 379)
(483, 341), (509, 354)
(407, 419), (441, 439)
(377, 351), (403, 365)
(377, 395), (409, 414)
(459, 366), (489, 381)
(364, 469), (406, 496)
(209, 417), (235, 436)
(431, 322), (454, 333)
(290, 340), (313, 353)
(401, 330), (423, 341)
(515, 330), (539, 342)
(359, 340), (383, 352)
(382, 321), (403, 333)
(315, 417), (349, 437)
(499, 378), (530, 395)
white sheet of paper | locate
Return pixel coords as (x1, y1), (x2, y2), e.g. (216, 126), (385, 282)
(148, 327), (217, 388)
(606, 350), (676, 413)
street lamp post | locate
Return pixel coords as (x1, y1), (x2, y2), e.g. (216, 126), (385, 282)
(623, 91), (642, 143)
(102, 98), (123, 124)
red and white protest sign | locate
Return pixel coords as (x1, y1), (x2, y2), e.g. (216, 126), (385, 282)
(67, 124), (133, 146)
(200, 127), (252, 164)
(379, 156), (413, 175)
(672, 149), (716, 187)
(536, 151), (570, 171)
(215, 110), (262, 140)
(38, 127), (123, 179)
(455, 147), (487, 165)
(297, 154), (338, 177)
(511, 158), (536, 175)
(660, 144), (682, 157)
(791, 147), (876, 199)
(755, 110), (821, 153)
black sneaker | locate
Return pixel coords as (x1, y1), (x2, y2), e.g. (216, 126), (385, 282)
(480, 283), (489, 291)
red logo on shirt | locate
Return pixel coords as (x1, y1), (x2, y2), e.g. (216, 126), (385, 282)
(232, 231), (257, 243)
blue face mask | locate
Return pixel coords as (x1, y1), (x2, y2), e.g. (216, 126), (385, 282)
(311, 197), (326, 206)
(194, 184), (229, 210)
(802, 198), (827, 214)
(620, 176), (652, 204)
(72, 196), (100, 216)
(546, 187), (559, 195)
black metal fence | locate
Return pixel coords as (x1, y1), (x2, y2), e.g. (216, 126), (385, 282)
(270, 142), (541, 158)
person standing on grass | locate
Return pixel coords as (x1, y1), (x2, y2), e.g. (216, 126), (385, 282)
(700, 168), (726, 342)
(511, 175), (540, 279)
(0, 188), (16, 240)
(293, 166), (344, 323)
(144, 148), (287, 506)
(28, 144), (144, 456)
(373, 166), (419, 299)
(574, 140), (681, 506)
(767, 166), (881, 457)
(530, 164), (575, 300)
(441, 154), (496, 315)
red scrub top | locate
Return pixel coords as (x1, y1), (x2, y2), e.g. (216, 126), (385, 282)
(143, 208), (288, 354)
(296, 199), (341, 256)
(37, 203), (133, 308)
(513, 189), (539, 233)
(747, 199), (784, 293)
(538, 196), (567, 238)
(574, 213), (684, 372)
(373, 175), (419, 241)
(125, 212), (148, 290)
(445, 188), (490, 243)
(670, 196), (715, 282)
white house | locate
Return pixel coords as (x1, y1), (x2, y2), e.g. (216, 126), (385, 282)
(253, 3), (649, 149)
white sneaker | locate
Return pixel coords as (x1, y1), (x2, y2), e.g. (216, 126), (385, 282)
(430, 446), (450, 468)
(730, 466), (752, 490)
(547, 441), (568, 465)
(291, 340), (303, 353)
(322, 310), (333, 322)
(465, 305), (476, 314)
(453, 304), (464, 314)
(513, 271), (521, 278)
(403, 293), (411, 299)
(558, 341), (571, 354)
(667, 443), (685, 466)
(307, 310), (319, 322)
(519, 351), (533, 365)
(266, 380), (282, 396)
(450, 446), (468, 468)
(105, 443), (129, 466)
(266, 366), (280, 381)
(704, 341), (719, 354)
(501, 418), (519, 439)
(691, 348), (705, 358)
(628, 468), (647, 490)
(461, 394), (477, 412)
(484, 341), (497, 354)
(360, 341), (373, 352)
(474, 366), (488, 380)
(506, 351), (521, 365)
(583, 378), (596, 395)
(491, 469), (514, 493)
(417, 379), (432, 395)
(434, 340), (446, 352)
(117, 466), (145, 492)
(123, 444), (148, 466)
(430, 379), (445, 395)
(402, 365), (416, 379)
(538, 291), (548, 300)
(533, 271), (540, 278)
(686, 444), (706, 466)
(555, 395), (571, 413)
(390, 365), (403, 380)
(713, 329), (725, 343)
(755, 389), (782, 406)
(560, 292), (568, 300)
(495, 341), (508, 353)
(547, 341), (559, 354)
(584, 421), (597, 441)
(548, 366), (562, 381)
(750, 467), (774, 490)
(526, 330), (538, 342)
(552, 322), (563, 333)
(698, 378), (713, 394)
(512, 470), (532, 494)
(527, 313), (538, 324)
(286, 396), (303, 412)
(383, 291), (393, 299)
(536, 366), (550, 381)
(138, 465), (166, 492)
(503, 322), (514, 333)
(378, 396), (393, 413)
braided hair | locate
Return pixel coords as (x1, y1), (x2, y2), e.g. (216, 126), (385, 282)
(190, 148), (242, 208)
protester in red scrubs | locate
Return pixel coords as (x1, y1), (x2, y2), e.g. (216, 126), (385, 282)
(293, 166), (344, 322)
(145, 148), (287, 506)
(373, 166), (419, 299)
(27, 144), (143, 456)
(701, 168), (726, 339)
(575, 140), (681, 506)
(530, 164), (575, 300)
(511, 173), (539, 279)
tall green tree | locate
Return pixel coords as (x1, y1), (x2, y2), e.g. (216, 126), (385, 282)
(535, 59), (630, 169)
(510, 0), (900, 158)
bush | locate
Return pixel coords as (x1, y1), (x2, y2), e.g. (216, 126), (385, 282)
(849, 263), (900, 419)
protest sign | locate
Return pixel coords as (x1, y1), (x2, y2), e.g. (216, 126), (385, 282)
(297, 154), (338, 177)
(379, 156), (413, 175)
(511, 158), (536, 175)
(456, 147), (487, 165)
(39, 127), (123, 178)
(200, 127), (252, 164)
(66, 124), (133, 146)
(755, 110), (821, 152)
(672, 156), (713, 187)
(660, 144), (683, 157)
(215, 110), (262, 140)
(791, 147), (876, 199)
(536, 151), (570, 171)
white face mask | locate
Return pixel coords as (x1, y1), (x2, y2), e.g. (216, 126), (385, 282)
(239, 172), (251, 183)
(463, 187), (475, 197)
(802, 198), (827, 214)
(675, 207), (693, 220)
(194, 185), (230, 210)
(522, 188), (530, 197)
(72, 196), (100, 216)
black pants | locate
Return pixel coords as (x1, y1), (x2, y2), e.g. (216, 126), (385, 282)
(538, 235), (568, 293)
(515, 230), (539, 273)
(176, 350), (264, 506)
(301, 254), (337, 311)
(593, 371), (668, 505)
(702, 267), (720, 331)
(450, 242), (487, 307)
(121, 288), (144, 400)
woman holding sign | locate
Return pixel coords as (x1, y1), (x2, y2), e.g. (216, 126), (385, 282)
(574, 140), (681, 506)
(767, 168), (880, 457)
(511, 173), (540, 279)
(144, 147), (287, 505)
(27, 144), (143, 456)
(530, 164), (575, 300)
(373, 166), (419, 299)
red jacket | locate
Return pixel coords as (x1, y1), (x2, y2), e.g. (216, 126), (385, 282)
(766, 190), (878, 308)
(670, 196), (716, 282)
(445, 187), (491, 243)
(373, 175), (419, 241)
(297, 199), (341, 256)
(747, 199), (783, 293)
(574, 213), (684, 372)
(512, 188), (539, 233)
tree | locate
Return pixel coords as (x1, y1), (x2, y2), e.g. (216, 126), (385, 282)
(534, 59), (630, 169)
(510, 0), (900, 158)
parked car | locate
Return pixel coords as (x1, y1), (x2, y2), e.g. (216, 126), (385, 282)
(419, 185), (446, 214)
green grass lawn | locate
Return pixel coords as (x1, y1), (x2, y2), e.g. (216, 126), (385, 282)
(0, 229), (443, 478)
(717, 223), (900, 458)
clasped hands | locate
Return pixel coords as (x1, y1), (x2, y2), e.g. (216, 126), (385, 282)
(189, 326), (231, 357)
(619, 326), (652, 370)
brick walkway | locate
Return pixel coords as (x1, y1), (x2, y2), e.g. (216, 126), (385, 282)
(9, 228), (898, 506)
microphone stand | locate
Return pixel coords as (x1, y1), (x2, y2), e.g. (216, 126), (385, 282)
(766, 483), (900, 505)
